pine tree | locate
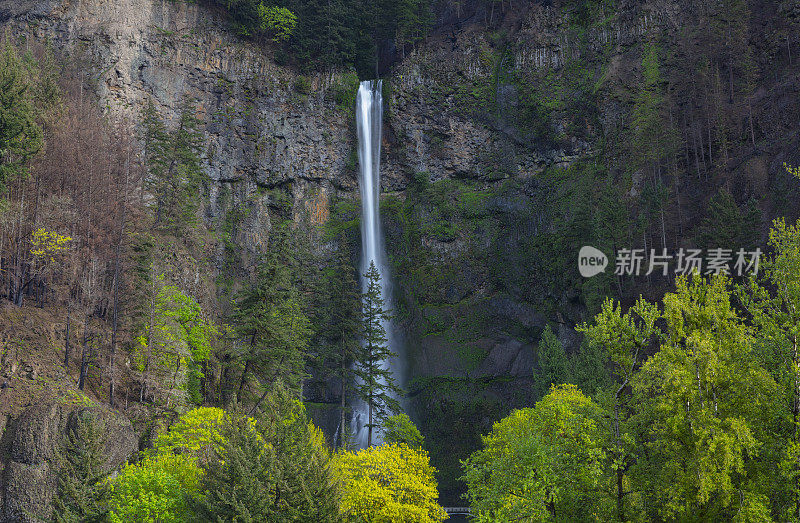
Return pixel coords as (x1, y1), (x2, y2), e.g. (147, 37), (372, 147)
(0, 39), (44, 191)
(232, 226), (310, 404)
(51, 411), (109, 523)
(696, 186), (761, 252)
(142, 97), (205, 230)
(317, 238), (361, 448)
(195, 383), (340, 521)
(356, 261), (401, 447)
(532, 325), (569, 399)
(194, 412), (280, 521)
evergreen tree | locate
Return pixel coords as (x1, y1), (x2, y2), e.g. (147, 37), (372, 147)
(696, 186), (761, 252)
(0, 39), (44, 191)
(532, 325), (569, 399)
(51, 411), (109, 523)
(195, 383), (340, 521)
(569, 338), (612, 397)
(707, 0), (754, 103)
(317, 239), (361, 448)
(231, 225), (311, 402)
(628, 42), (678, 252)
(142, 97), (205, 231)
(355, 262), (401, 447)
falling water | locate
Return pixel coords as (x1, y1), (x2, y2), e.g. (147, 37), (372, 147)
(351, 80), (402, 448)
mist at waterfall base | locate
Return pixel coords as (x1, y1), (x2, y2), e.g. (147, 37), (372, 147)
(348, 80), (406, 449)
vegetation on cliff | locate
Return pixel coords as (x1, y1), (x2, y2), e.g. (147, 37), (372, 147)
(462, 213), (800, 520)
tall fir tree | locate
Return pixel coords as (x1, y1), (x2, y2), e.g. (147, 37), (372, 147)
(356, 261), (400, 447)
(51, 411), (109, 523)
(532, 325), (569, 399)
(0, 39), (44, 191)
(317, 238), (362, 447)
(195, 383), (341, 521)
(142, 97), (205, 230)
(231, 225), (310, 403)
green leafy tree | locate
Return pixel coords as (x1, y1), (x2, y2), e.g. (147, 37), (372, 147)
(356, 261), (401, 447)
(258, 4), (298, 42)
(334, 443), (446, 522)
(533, 325), (570, 399)
(134, 275), (217, 407)
(108, 454), (202, 523)
(51, 411), (109, 523)
(152, 407), (225, 466)
(383, 413), (424, 449)
(142, 97), (205, 231)
(195, 383), (341, 521)
(740, 218), (800, 519)
(631, 275), (776, 520)
(578, 297), (660, 521)
(462, 384), (609, 521)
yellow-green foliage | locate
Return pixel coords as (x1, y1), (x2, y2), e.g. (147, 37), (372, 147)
(153, 407), (225, 465)
(134, 277), (218, 406)
(334, 443), (446, 523)
(60, 389), (97, 408)
(462, 384), (609, 521)
(30, 227), (71, 263)
(257, 4), (297, 42)
(108, 454), (202, 523)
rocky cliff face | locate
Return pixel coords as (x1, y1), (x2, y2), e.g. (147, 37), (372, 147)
(2, 0), (356, 264)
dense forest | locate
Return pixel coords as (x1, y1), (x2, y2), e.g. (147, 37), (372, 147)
(0, 0), (799, 521)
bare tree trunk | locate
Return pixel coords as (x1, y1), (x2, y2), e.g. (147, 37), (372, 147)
(238, 357), (251, 401)
(64, 300), (71, 367)
(78, 314), (89, 390)
(11, 182), (26, 306)
(109, 148), (130, 407)
(340, 352), (347, 449)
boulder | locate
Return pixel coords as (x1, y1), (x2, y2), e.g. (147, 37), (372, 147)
(2, 401), (137, 522)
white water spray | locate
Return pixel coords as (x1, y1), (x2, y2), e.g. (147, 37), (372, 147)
(351, 80), (403, 448)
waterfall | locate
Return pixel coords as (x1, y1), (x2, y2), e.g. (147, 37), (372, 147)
(351, 80), (402, 448)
